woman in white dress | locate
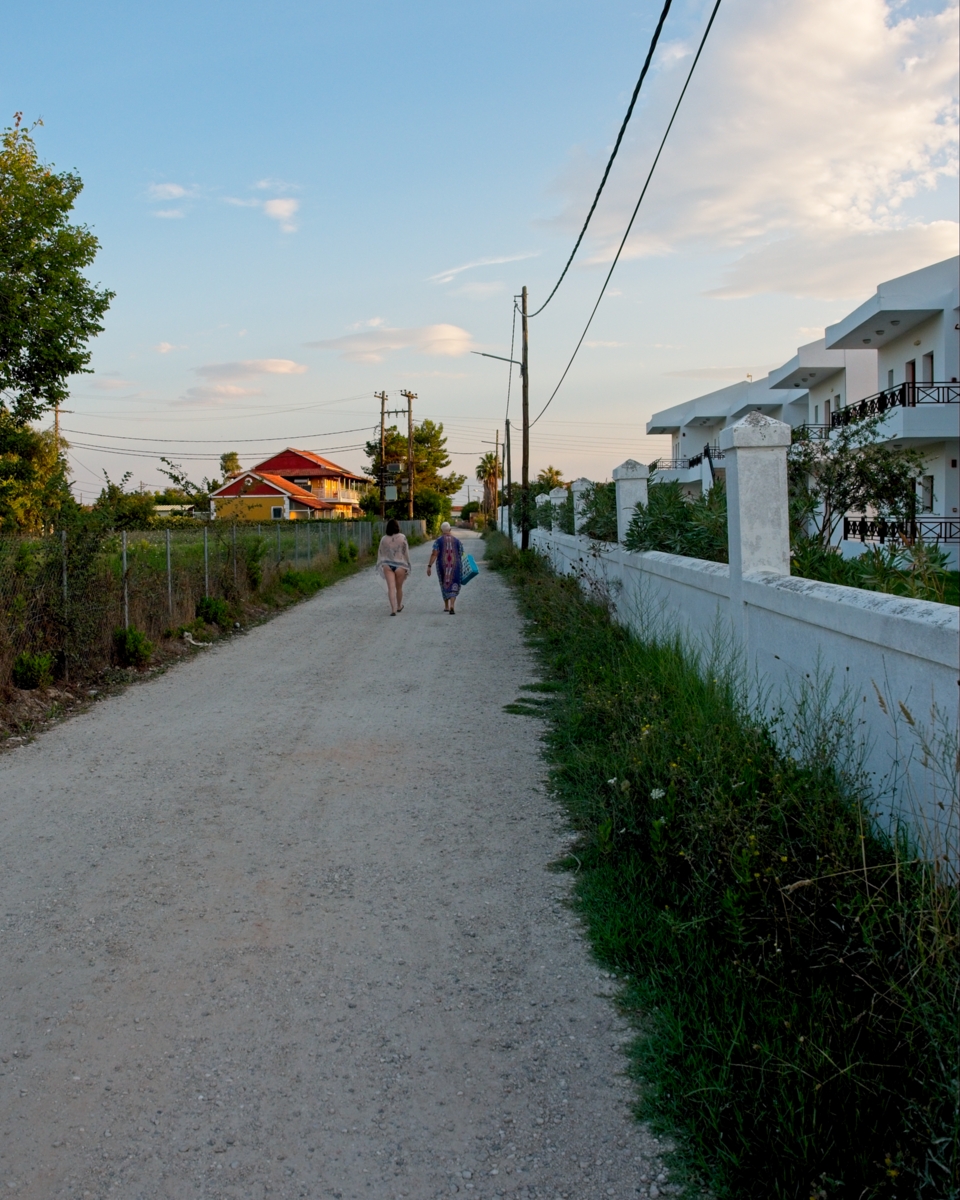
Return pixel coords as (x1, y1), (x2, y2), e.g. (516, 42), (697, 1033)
(376, 518), (412, 615)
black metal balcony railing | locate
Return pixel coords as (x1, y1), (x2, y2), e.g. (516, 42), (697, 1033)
(794, 424), (833, 440)
(843, 516), (960, 545)
(649, 446), (724, 473)
(831, 382), (960, 427)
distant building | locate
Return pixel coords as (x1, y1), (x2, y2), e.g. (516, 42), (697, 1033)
(645, 256), (959, 563)
(208, 448), (368, 521)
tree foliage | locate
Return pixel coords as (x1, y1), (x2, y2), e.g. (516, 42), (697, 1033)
(476, 451), (500, 515)
(537, 464), (565, 489)
(363, 417), (465, 511)
(625, 478), (728, 563)
(579, 480), (618, 542)
(0, 115), (113, 424)
(0, 414), (73, 531)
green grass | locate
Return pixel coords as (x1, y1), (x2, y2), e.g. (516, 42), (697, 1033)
(484, 529), (959, 1200)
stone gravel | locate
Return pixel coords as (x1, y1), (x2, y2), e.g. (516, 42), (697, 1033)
(0, 532), (672, 1199)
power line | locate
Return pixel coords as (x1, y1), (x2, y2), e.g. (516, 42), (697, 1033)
(531, 0), (722, 427)
(527, 0), (674, 319)
(66, 440), (368, 460)
(60, 424), (376, 444)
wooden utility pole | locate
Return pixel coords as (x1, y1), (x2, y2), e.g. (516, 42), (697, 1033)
(401, 390), (417, 519)
(494, 428), (499, 520)
(521, 285), (530, 550)
(376, 390), (388, 519)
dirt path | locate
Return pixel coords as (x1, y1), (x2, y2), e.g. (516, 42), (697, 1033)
(0, 533), (668, 1200)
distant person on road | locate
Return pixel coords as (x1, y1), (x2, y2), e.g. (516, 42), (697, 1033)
(427, 521), (463, 615)
(376, 518), (411, 616)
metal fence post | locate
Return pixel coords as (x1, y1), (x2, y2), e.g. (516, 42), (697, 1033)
(122, 529), (130, 629)
(232, 522), (238, 588)
(204, 525), (209, 597)
(166, 529), (173, 622)
(276, 522), (281, 563)
(61, 530), (69, 682)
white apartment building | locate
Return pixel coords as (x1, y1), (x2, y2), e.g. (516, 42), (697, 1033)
(645, 256), (959, 562)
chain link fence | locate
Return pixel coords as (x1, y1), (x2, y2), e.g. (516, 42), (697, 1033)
(0, 519), (424, 689)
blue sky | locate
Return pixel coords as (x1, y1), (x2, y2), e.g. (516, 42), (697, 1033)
(7, 0), (958, 500)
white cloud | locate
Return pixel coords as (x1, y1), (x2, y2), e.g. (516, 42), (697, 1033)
(147, 183), (188, 200)
(264, 198), (299, 232)
(177, 383), (263, 406)
(154, 342), (185, 354)
(93, 376), (137, 391)
(223, 196), (262, 208)
(194, 359), (308, 381)
(152, 209), (185, 219)
(428, 253), (539, 285)
(708, 221), (959, 300)
(306, 324), (476, 363)
(551, 0), (958, 295)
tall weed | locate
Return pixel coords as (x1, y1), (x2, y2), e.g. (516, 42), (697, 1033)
(486, 531), (959, 1200)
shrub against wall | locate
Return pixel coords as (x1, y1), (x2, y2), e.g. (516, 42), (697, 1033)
(579, 481), (618, 542)
(624, 478), (728, 562)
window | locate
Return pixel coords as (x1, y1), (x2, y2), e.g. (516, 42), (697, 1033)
(814, 404), (819, 424)
(922, 353), (934, 384)
(905, 359), (916, 383)
(920, 476), (934, 513)
(887, 369), (894, 389)
(824, 399), (831, 425)
(271, 506), (284, 520)
(293, 478), (310, 487)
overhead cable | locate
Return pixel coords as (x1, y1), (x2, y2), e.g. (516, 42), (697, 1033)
(527, 0), (674, 319)
(531, 0), (722, 427)
(61, 425), (376, 444)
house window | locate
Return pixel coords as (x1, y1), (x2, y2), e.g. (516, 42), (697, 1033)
(920, 476), (934, 513)
(271, 506), (284, 520)
(887, 369), (894, 389)
(293, 478), (310, 488)
(814, 404), (819, 424)
(823, 399), (831, 425)
(922, 353), (934, 384)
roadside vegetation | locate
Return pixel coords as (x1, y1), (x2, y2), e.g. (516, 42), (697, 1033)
(485, 528), (958, 1200)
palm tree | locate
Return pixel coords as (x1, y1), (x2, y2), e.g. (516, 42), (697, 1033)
(537, 465), (565, 489)
(476, 452), (501, 517)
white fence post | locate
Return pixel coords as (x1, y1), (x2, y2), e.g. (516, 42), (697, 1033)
(571, 478), (590, 534)
(549, 487), (567, 530)
(719, 412), (792, 579)
(612, 460), (649, 545)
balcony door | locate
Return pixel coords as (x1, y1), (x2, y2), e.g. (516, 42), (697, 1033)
(905, 359), (916, 404)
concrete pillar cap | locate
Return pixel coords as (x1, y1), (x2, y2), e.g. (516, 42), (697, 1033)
(718, 411), (791, 452)
(549, 487), (568, 501)
(612, 459), (649, 481)
(535, 492), (551, 506)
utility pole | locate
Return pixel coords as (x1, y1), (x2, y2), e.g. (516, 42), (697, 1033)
(401, 390), (417, 519)
(505, 419), (513, 540)
(376, 390), (388, 519)
(494, 428), (499, 520)
(521, 285), (530, 550)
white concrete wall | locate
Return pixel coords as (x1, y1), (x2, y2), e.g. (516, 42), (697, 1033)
(528, 525), (958, 862)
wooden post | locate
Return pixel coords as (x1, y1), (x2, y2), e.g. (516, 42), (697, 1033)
(521, 285), (530, 550)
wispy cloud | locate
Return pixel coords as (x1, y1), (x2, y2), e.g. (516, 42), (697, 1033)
(152, 209), (185, 220)
(194, 359), (308, 381)
(664, 367), (755, 381)
(263, 198), (299, 232)
(93, 376), (138, 391)
(428, 253), (539, 285)
(154, 342), (186, 354)
(147, 183), (189, 200)
(452, 281), (505, 299)
(177, 383), (263, 406)
(306, 324), (476, 363)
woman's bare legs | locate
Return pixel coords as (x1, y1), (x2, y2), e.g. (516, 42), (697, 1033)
(384, 569), (399, 614)
(394, 567), (408, 610)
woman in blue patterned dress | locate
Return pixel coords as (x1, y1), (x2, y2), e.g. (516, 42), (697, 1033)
(427, 521), (463, 614)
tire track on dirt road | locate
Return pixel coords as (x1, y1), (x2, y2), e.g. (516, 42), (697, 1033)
(0, 532), (671, 1199)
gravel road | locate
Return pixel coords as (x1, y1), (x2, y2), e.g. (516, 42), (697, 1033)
(0, 532), (671, 1200)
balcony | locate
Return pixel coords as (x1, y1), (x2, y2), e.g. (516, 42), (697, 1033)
(843, 516), (960, 545)
(831, 382), (959, 427)
(649, 446), (724, 472)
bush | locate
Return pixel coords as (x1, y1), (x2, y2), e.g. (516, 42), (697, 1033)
(12, 650), (54, 689)
(555, 489), (575, 535)
(337, 539), (358, 564)
(112, 626), (153, 669)
(491, 532), (958, 1199)
(625, 478), (728, 562)
(792, 537), (951, 604)
(196, 596), (231, 627)
(580, 480), (618, 542)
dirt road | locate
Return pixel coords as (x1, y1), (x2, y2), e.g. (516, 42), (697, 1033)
(0, 533), (668, 1200)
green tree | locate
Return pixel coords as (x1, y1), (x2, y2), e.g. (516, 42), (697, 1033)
(363, 418), (465, 520)
(0, 414), (74, 531)
(92, 471), (156, 530)
(537, 465), (565, 489)
(476, 452), (500, 516)
(0, 115), (114, 425)
(220, 451), (241, 477)
(788, 414), (925, 547)
(158, 458), (221, 513)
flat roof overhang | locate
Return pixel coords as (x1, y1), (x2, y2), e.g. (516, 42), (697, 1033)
(825, 306), (941, 350)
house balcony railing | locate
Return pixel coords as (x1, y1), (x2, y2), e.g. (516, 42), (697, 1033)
(649, 446), (724, 473)
(831, 382), (960, 427)
(843, 516), (960, 545)
(793, 424), (833, 440)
